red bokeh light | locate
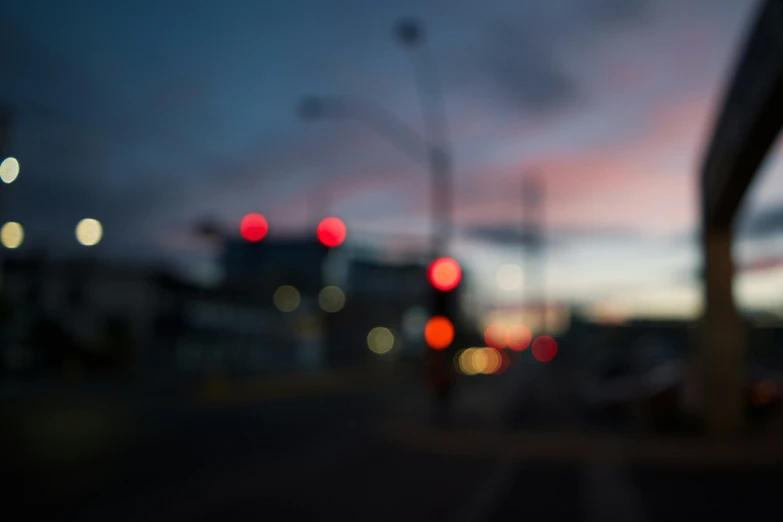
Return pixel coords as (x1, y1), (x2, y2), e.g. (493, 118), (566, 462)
(317, 217), (347, 248)
(532, 336), (558, 362)
(425, 316), (455, 350)
(492, 348), (511, 375)
(484, 323), (508, 350)
(507, 324), (532, 351)
(427, 257), (462, 291)
(240, 213), (268, 242)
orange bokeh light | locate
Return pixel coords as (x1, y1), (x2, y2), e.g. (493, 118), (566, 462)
(481, 347), (502, 374)
(507, 324), (532, 351)
(532, 335), (558, 362)
(427, 257), (462, 291)
(240, 213), (268, 242)
(317, 217), (347, 248)
(425, 316), (455, 350)
(484, 323), (508, 350)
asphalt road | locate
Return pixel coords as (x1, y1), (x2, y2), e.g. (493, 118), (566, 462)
(5, 383), (783, 522)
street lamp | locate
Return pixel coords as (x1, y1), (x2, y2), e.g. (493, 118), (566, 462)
(297, 17), (453, 259)
(75, 218), (103, 246)
(299, 19), (457, 420)
(394, 17), (422, 46)
(0, 157), (19, 184)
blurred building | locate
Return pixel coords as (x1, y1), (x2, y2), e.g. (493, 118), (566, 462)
(171, 284), (326, 377)
(0, 253), (184, 376)
(221, 236), (330, 298)
(325, 258), (464, 365)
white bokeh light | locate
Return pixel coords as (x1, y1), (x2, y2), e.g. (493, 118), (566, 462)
(0, 157), (19, 184)
(75, 218), (103, 246)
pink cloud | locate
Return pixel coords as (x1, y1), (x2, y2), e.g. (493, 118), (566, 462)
(452, 94), (714, 236)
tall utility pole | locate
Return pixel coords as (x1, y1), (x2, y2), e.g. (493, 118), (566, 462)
(522, 174), (545, 335)
(394, 18), (453, 259)
(298, 19), (457, 422)
(299, 18), (453, 262)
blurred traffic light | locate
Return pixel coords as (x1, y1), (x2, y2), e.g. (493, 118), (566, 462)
(427, 257), (461, 291)
(316, 217), (346, 248)
(424, 316), (454, 350)
(425, 257), (461, 351)
(240, 213), (268, 242)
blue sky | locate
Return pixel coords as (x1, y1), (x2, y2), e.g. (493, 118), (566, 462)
(1, 0), (781, 320)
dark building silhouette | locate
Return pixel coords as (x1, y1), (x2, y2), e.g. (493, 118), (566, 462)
(221, 236), (330, 298)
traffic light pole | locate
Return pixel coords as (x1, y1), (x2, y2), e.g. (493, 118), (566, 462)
(429, 146), (452, 258)
(523, 175), (545, 335)
(299, 19), (457, 422)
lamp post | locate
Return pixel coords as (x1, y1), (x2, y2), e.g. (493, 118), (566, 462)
(299, 18), (457, 421)
(298, 17), (453, 261)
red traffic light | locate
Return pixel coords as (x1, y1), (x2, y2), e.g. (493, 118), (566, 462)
(425, 316), (455, 350)
(427, 257), (461, 291)
(317, 217), (346, 248)
(240, 213), (268, 242)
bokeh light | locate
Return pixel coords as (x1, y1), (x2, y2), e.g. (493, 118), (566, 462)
(457, 347), (508, 375)
(481, 347), (502, 374)
(507, 324), (532, 351)
(532, 335), (558, 362)
(317, 217), (347, 248)
(273, 285), (301, 312)
(240, 213), (268, 242)
(427, 257), (462, 291)
(75, 218), (103, 246)
(484, 323), (508, 350)
(402, 306), (428, 339)
(367, 327), (394, 354)
(496, 263), (523, 291)
(0, 157), (19, 184)
(494, 349), (510, 375)
(457, 349), (479, 375)
(318, 286), (345, 313)
(424, 316), (455, 350)
(471, 348), (488, 373)
(1, 222), (23, 249)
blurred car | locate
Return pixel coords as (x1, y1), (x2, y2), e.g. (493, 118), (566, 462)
(582, 333), (783, 432)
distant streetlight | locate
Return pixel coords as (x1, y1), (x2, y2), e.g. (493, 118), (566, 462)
(1, 221), (23, 249)
(75, 218), (103, 246)
(0, 157), (19, 184)
(367, 327), (395, 354)
(274, 285), (301, 312)
(318, 286), (346, 313)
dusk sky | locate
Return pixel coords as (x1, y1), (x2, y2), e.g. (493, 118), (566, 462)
(2, 0), (781, 321)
